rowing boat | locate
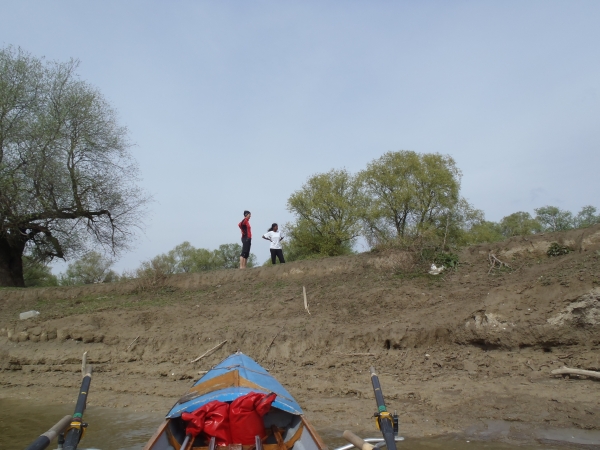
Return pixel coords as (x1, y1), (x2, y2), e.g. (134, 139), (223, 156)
(142, 352), (328, 450)
(24, 351), (402, 450)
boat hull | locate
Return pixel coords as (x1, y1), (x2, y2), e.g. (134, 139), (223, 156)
(143, 415), (327, 450)
(143, 353), (327, 450)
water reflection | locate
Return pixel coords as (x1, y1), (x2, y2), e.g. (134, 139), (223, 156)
(0, 399), (576, 450)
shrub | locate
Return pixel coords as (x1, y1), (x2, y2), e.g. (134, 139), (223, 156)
(547, 242), (571, 257)
(433, 252), (460, 268)
(132, 256), (176, 291)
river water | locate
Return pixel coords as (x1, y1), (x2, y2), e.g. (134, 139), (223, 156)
(0, 399), (594, 450)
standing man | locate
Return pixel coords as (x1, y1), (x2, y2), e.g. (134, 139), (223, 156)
(239, 210), (252, 269)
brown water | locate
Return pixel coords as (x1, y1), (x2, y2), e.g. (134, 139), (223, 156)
(1, 399), (595, 450)
(319, 429), (570, 450)
(0, 399), (162, 449)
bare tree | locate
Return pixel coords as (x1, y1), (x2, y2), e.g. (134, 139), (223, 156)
(0, 47), (149, 287)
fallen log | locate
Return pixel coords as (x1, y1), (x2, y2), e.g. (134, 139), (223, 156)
(551, 366), (600, 380)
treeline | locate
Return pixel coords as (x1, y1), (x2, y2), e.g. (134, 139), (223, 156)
(468, 206), (600, 245)
(282, 151), (600, 260)
(24, 150), (600, 286)
(24, 242), (257, 287)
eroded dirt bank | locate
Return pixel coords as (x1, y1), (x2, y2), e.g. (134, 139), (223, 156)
(1, 226), (600, 446)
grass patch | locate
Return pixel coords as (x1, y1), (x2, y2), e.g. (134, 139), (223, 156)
(5, 288), (206, 321)
(393, 271), (429, 280)
(273, 280), (287, 289)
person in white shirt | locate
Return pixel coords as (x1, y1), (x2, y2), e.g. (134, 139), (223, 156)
(262, 223), (285, 264)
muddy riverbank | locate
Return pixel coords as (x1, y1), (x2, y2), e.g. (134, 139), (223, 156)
(1, 226), (600, 447)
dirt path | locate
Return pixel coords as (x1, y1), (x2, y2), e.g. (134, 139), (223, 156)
(1, 225), (600, 446)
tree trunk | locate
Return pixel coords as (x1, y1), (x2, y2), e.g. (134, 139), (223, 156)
(0, 235), (26, 287)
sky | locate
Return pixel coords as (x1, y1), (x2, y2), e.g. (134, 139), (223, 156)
(1, 1), (599, 272)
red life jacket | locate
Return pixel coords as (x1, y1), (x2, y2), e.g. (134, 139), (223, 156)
(181, 400), (231, 445)
(230, 392), (276, 444)
(180, 392), (276, 446)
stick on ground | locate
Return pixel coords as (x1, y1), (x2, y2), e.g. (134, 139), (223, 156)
(551, 366), (600, 380)
(488, 253), (511, 274)
(81, 351), (87, 377)
(190, 340), (227, 363)
(303, 286), (311, 315)
(263, 327), (284, 360)
(127, 336), (140, 350)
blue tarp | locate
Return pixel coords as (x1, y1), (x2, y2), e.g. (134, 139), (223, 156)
(167, 353), (303, 418)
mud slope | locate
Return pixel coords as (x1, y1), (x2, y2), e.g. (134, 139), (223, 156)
(1, 225), (600, 444)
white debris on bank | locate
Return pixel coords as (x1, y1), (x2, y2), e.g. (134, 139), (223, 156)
(19, 310), (40, 320)
(428, 264), (445, 275)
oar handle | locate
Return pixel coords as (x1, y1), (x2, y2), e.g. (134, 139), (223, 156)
(24, 415), (72, 450)
(342, 431), (375, 450)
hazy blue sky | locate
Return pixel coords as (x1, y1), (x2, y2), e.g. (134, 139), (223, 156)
(2, 1), (599, 271)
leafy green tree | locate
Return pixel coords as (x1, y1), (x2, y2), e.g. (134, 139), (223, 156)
(168, 241), (199, 273)
(166, 241), (223, 272)
(358, 151), (461, 245)
(134, 253), (177, 283)
(287, 169), (365, 258)
(438, 198), (486, 247)
(0, 47), (148, 287)
(59, 251), (117, 285)
(23, 256), (58, 287)
(193, 248), (221, 271)
(574, 205), (600, 228)
(136, 242), (257, 278)
(214, 243), (256, 268)
(286, 220), (355, 261)
(464, 220), (504, 244)
(499, 212), (541, 237)
(534, 206), (574, 232)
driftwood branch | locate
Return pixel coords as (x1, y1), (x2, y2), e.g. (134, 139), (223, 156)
(551, 366), (600, 379)
(303, 286), (311, 315)
(263, 327), (284, 360)
(333, 352), (376, 357)
(127, 336), (140, 350)
(190, 340), (227, 363)
(488, 253), (511, 274)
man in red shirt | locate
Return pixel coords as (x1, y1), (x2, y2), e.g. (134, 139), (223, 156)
(238, 210), (252, 269)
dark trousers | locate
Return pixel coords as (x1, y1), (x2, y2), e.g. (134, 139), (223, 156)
(240, 237), (251, 258)
(270, 248), (285, 264)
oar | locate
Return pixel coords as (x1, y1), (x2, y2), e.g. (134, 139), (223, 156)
(63, 364), (93, 450)
(369, 367), (397, 450)
(342, 430), (375, 450)
(24, 415), (71, 450)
